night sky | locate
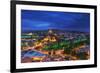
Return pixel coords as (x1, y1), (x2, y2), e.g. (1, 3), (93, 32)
(21, 10), (90, 32)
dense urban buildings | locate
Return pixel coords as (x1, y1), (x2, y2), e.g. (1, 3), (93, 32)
(21, 10), (90, 63)
(21, 29), (90, 63)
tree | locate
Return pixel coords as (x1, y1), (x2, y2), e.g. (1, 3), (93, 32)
(43, 42), (62, 56)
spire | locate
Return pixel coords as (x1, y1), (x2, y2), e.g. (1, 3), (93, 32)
(48, 29), (53, 34)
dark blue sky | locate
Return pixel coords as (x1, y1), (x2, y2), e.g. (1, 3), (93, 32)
(21, 10), (90, 32)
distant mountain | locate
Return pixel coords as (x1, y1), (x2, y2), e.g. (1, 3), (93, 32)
(22, 29), (89, 33)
